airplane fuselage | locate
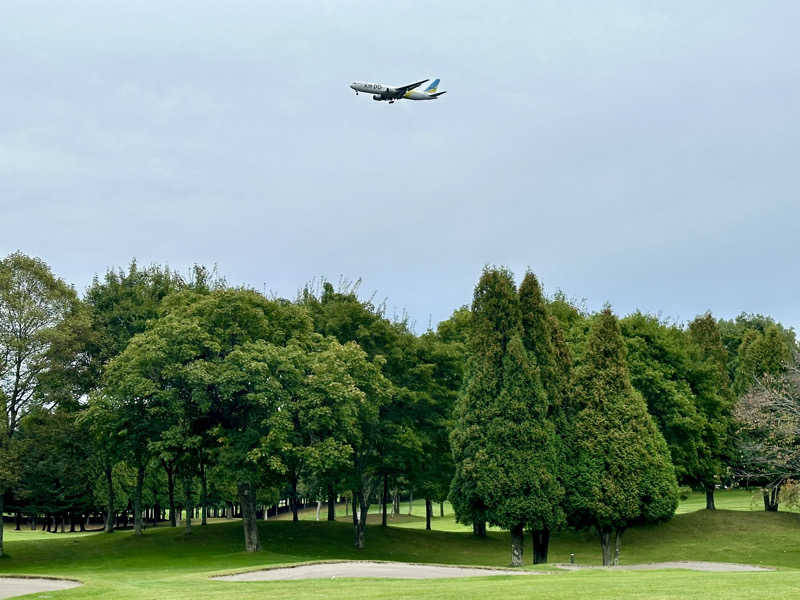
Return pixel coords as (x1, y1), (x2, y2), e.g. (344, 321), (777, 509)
(350, 81), (443, 102)
(351, 82), (389, 95)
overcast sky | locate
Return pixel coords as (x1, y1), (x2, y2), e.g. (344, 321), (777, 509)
(2, 1), (798, 332)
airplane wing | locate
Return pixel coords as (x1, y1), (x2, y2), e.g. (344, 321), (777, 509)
(391, 79), (429, 96)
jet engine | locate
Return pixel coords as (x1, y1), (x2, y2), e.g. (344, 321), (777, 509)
(372, 95), (383, 101)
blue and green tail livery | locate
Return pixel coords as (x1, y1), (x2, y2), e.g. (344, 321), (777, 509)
(425, 79), (440, 93)
(349, 77), (446, 102)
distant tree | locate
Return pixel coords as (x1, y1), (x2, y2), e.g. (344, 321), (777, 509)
(718, 313), (796, 383)
(734, 352), (800, 510)
(733, 325), (793, 396)
(83, 261), (185, 532)
(687, 313), (735, 510)
(81, 393), (125, 532)
(546, 291), (591, 366)
(409, 329), (464, 531)
(567, 307), (678, 566)
(299, 281), (416, 532)
(620, 313), (704, 485)
(0, 252), (81, 556)
(12, 409), (94, 532)
(436, 306), (471, 345)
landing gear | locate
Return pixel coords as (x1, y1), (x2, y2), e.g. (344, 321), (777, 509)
(389, 100), (395, 104)
(355, 91), (359, 95)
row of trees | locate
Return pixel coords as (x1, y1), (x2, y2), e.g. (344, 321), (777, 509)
(449, 268), (797, 565)
(450, 269), (678, 565)
(1, 252), (797, 565)
(0, 253), (462, 557)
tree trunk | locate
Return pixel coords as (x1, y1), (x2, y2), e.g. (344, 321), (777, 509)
(473, 520), (486, 537)
(201, 464), (208, 526)
(351, 490), (360, 548)
(315, 501), (321, 521)
(357, 491), (368, 549)
(134, 461), (145, 535)
(381, 474), (388, 527)
(104, 464), (115, 533)
(15, 512), (21, 531)
(763, 484), (780, 511)
(291, 477), (299, 522)
(153, 502), (160, 526)
(238, 481), (261, 552)
(0, 494), (4, 558)
(532, 529), (550, 564)
(511, 523), (524, 567)
(599, 527), (613, 566)
(425, 497), (432, 531)
(613, 527), (624, 566)
(408, 489), (413, 515)
(163, 460), (177, 527)
(705, 485), (716, 510)
(183, 475), (193, 534)
(327, 484), (336, 521)
(440, 501), (444, 517)
(392, 488), (399, 517)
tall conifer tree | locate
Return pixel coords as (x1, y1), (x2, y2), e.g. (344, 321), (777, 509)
(518, 271), (567, 563)
(567, 307), (678, 565)
(451, 267), (563, 566)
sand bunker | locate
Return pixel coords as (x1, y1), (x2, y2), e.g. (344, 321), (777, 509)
(0, 577), (81, 599)
(214, 561), (542, 581)
(557, 561), (774, 572)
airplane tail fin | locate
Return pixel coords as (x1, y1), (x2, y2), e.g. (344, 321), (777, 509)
(425, 78), (440, 93)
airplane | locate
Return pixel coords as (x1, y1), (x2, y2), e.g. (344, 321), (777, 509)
(349, 78), (446, 103)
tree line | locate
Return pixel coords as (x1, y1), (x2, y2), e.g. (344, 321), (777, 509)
(0, 253), (797, 565)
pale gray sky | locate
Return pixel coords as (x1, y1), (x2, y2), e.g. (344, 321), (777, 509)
(2, 1), (798, 331)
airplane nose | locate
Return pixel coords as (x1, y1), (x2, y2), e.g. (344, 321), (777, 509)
(349, 83), (356, 89)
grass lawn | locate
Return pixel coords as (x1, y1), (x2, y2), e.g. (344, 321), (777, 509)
(2, 490), (800, 599)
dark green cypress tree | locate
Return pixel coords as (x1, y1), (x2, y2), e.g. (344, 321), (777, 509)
(451, 267), (563, 566)
(518, 271), (567, 563)
(450, 268), (518, 542)
(567, 307), (678, 566)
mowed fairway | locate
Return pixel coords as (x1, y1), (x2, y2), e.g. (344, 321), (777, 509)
(2, 491), (800, 599)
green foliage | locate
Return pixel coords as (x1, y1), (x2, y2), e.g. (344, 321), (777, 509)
(733, 325), (793, 395)
(11, 409), (94, 517)
(410, 330), (464, 502)
(686, 313), (735, 489)
(567, 308), (678, 533)
(84, 261), (185, 382)
(436, 306), (471, 345)
(451, 268), (564, 538)
(620, 313), (703, 483)
(0, 251), (81, 436)
(718, 313), (797, 385)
